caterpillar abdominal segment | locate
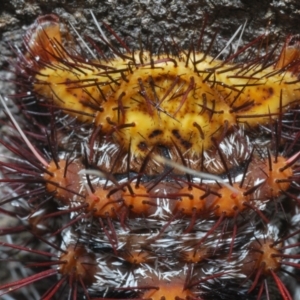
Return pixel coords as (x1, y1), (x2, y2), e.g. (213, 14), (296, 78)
(22, 14), (300, 168)
(1, 12), (300, 300)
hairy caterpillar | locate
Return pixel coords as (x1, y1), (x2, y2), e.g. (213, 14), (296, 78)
(24, 15), (300, 163)
(1, 12), (300, 300)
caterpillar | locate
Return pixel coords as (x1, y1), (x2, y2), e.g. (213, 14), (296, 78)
(23, 15), (300, 167)
(1, 11), (300, 300)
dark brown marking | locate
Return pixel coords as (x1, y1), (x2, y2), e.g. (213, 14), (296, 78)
(172, 129), (181, 139)
(193, 122), (205, 140)
(181, 140), (192, 149)
(137, 141), (148, 151)
(172, 129), (192, 149)
(148, 129), (163, 139)
(268, 87), (274, 96)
